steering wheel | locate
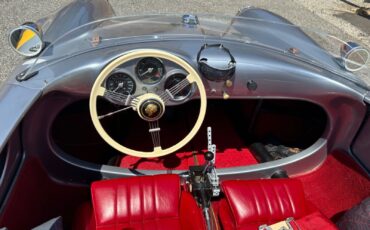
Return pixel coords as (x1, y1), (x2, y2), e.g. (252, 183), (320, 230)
(89, 49), (207, 158)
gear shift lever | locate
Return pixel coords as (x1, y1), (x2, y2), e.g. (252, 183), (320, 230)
(204, 151), (214, 162)
(202, 151), (214, 175)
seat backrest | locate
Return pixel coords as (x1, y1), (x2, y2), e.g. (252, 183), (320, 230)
(221, 179), (310, 228)
(91, 174), (180, 229)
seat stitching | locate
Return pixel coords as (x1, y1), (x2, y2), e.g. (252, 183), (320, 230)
(241, 182), (260, 227)
(283, 183), (295, 216)
(222, 183), (239, 228)
(259, 181), (273, 223)
(128, 180), (131, 226)
(154, 177), (157, 220)
(251, 182), (259, 222)
(140, 179), (144, 229)
(272, 183), (284, 219)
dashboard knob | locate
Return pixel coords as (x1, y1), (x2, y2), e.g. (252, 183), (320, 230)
(225, 80), (233, 88)
(223, 91), (230, 100)
(247, 80), (257, 91)
(204, 151), (214, 161)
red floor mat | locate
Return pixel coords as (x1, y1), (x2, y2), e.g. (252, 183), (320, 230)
(119, 148), (258, 170)
(296, 151), (370, 219)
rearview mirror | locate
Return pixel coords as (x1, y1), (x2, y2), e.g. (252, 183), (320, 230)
(340, 42), (369, 72)
(9, 22), (43, 57)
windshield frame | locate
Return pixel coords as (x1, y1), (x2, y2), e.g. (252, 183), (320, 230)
(20, 13), (369, 90)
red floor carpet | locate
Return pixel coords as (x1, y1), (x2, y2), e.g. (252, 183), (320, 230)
(296, 151), (370, 219)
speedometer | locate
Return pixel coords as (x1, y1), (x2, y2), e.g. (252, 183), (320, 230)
(105, 72), (136, 95)
(136, 57), (165, 84)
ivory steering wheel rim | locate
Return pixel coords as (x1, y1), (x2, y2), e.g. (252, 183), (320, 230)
(89, 49), (207, 158)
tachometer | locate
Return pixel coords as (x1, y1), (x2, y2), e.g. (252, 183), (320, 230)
(105, 72), (136, 95)
(136, 57), (165, 84)
(164, 73), (193, 101)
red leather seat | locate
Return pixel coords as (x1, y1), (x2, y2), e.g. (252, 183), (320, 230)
(218, 178), (337, 230)
(75, 174), (205, 230)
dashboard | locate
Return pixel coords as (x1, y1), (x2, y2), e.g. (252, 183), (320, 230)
(30, 38), (366, 158)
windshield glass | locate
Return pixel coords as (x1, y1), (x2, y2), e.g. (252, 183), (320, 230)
(25, 14), (370, 88)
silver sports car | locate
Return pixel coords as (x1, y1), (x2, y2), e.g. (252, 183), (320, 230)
(0, 0), (369, 229)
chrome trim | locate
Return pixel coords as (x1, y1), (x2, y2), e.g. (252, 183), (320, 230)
(163, 69), (195, 102)
(8, 22), (44, 57)
(99, 138), (327, 179)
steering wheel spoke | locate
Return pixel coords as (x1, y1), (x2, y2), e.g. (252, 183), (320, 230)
(97, 86), (106, 96)
(104, 89), (136, 107)
(149, 120), (161, 149)
(161, 74), (194, 103)
(186, 73), (196, 83)
(98, 106), (133, 120)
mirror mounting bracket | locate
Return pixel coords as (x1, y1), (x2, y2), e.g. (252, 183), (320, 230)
(16, 69), (39, 82)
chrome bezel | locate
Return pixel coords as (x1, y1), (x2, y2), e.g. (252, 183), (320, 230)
(8, 23), (44, 57)
(164, 69), (195, 102)
(340, 42), (369, 72)
(103, 71), (136, 105)
(135, 57), (166, 85)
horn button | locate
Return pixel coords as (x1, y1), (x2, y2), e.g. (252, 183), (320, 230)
(137, 94), (165, 121)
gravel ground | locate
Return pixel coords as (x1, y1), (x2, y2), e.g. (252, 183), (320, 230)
(0, 0), (369, 85)
(295, 0), (370, 46)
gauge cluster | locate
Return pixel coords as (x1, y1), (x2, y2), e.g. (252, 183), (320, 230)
(104, 57), (194, 104)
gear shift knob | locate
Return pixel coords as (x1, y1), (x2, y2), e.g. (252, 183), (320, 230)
(204, 151), (214, 162)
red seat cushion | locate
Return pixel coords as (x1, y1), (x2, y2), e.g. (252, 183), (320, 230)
(219, 179), (322, 230)
(79, 174), (205, 230)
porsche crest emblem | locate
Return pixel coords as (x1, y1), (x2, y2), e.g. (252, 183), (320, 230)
(144, 103), (159, 118)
